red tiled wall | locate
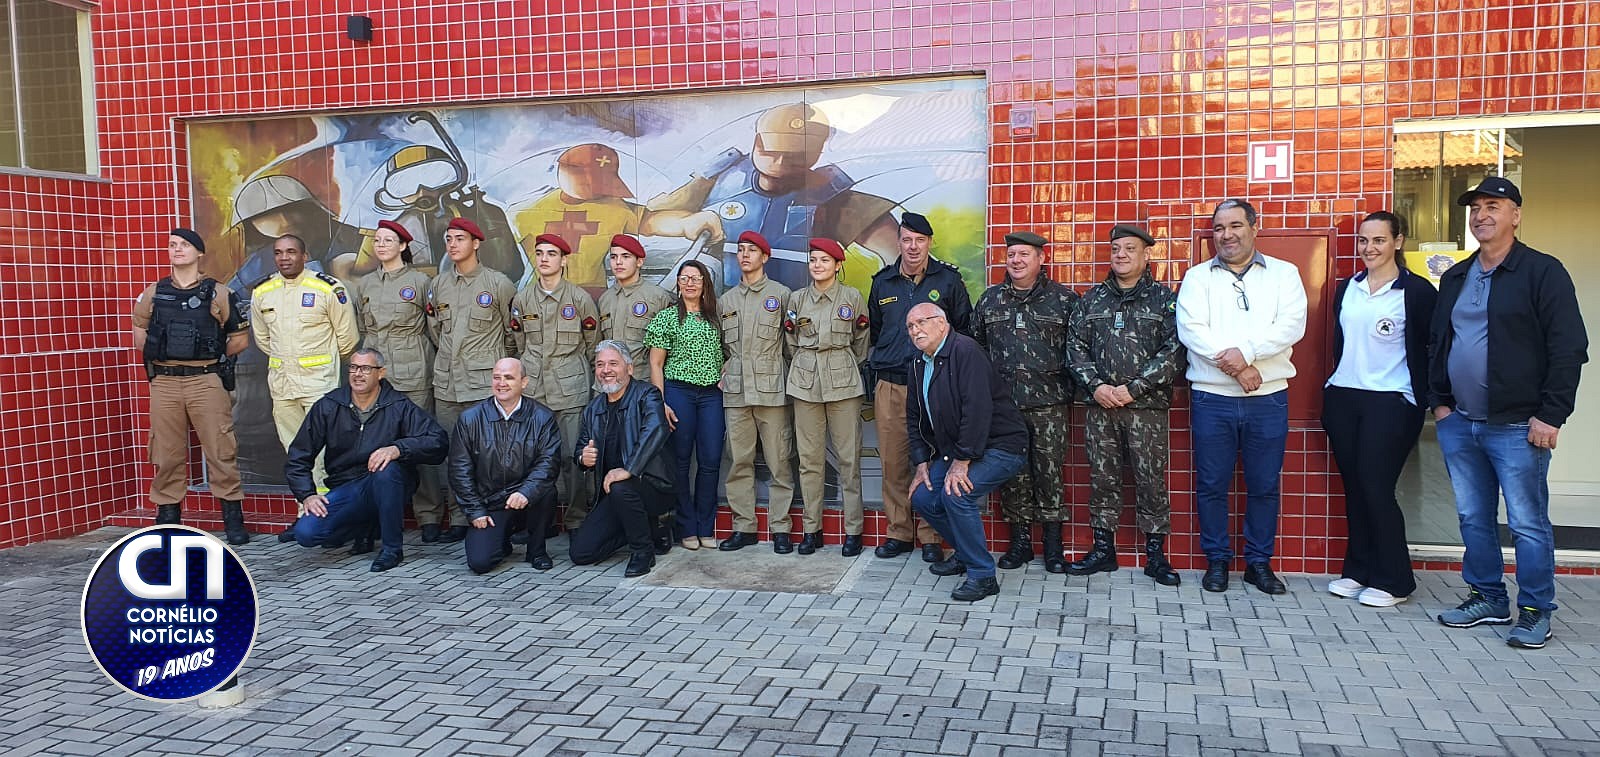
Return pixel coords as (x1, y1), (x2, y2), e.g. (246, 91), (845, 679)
(4, 1), (1598, 565)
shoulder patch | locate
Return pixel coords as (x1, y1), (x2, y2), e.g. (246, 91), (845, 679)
(334, 285), (348, 305)
(928, 290), (941, 302)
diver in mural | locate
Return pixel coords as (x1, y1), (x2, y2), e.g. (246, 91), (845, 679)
(647, 102), (904, 287)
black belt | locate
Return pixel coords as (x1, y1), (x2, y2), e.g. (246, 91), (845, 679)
(876, 369), (908, 385)
(151, 363), (221, 377)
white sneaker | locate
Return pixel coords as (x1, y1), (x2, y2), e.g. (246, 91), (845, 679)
(1357, 587), (1407, 607)
(1328, 578), (1364, 598)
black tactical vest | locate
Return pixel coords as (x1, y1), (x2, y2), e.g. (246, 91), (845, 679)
(146, 278), (224, 362)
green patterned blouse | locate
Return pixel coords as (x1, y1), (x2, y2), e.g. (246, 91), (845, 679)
(643, 307), (723, 386)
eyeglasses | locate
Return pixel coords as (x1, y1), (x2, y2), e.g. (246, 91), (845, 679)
(348, 364), (383, 375)
(677, 274), (704, 283)
(906, 314), (946, 333)
(1232, 279), (1250, 311)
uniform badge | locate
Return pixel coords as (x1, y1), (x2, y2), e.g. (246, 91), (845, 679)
(856, 314), (869, 330)
(1113, 312), (1125, 330)
(632, 301), (648, 317)
(582, 316), (597, 331)
(878, 296), (897, 306)
(334, 286), (348, 305)
(425, 290), (436, 317)
(1375, 317), (1397, 337)
(783, 310), (797, 332)
(399, 286), (416, 301)
(186, 296), (202, 310)
(561, 304), (577, 320)
(928, 290), (941, 302)
(764, 296), (780, 312)
(476, 291), (493, 307)
(301, 292), (316, 307)
(837, 305), (854, 321)
(1166, 300), (1177, 313)
(509, 306), (523, 332)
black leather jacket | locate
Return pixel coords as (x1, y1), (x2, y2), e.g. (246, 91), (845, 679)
(575, 379), (674, 501)
(447, 396), (562, 521)
(286, 381), (447, 502)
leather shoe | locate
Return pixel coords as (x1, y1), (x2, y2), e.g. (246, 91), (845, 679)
(929, 556), (966, 576)
(653, 533), (673, 555)
(420, 524), (441, 543)
(797, 532), (823, 555)
(840, 534), (863, 557)
(772, 533), (794, 554)
(351, 534), (375, 556)
(528, 553), (554, 571)
(874, 538), (913, 558)
(951, 576), (1000, 602)
(1202, 559), (1229, 592)
(278, 527), (297, 544)
(439, 525), (468, 544)
(370, 550), (403, 572)
(624, 550), (654, 578)
(921, 543), (944, 563)
(1243, 563), (1287, 595)
(718, 531), (759, 551)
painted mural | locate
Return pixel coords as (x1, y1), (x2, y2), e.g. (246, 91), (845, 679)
(188, 77), (988, 491)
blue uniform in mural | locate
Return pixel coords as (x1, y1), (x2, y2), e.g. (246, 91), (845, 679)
(700, 150), (856, 288)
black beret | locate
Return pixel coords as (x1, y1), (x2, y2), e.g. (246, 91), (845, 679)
(1003, 231), (1048, 248)
(170, 227), (206, 253)
(1108, 224), (1155, 246)
(899, 211), (934, 236)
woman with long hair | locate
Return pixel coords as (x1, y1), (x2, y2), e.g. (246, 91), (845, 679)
(1322, 211), (1436, 607)
(644, 260), (726, 550)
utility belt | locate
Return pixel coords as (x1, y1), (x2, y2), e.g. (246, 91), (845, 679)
(150, 363), (221, 377)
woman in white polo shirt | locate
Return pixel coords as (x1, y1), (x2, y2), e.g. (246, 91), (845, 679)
(1322, 211), (1437, 607)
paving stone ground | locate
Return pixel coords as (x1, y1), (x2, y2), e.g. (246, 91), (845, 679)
(4, 526), (1600, 756)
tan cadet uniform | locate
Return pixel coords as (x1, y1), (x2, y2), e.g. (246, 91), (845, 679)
(598, 279), (675, 381)
(251, 270), (359, 495)
(719, 276), (796, 536)
(353, 265), (445, 527)
(428, 263), (517, 527)
(134, 278), (249, 507)
(511, 278), (599, 528)
(786, 283), (871, 536)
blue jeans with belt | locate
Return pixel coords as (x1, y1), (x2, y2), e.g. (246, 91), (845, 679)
(1191, 389), (1289, 565)
(664, 380), (725, 539)
(911, 448), (1025, 580)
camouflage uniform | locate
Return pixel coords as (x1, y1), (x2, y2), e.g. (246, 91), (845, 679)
(973, 275), (1078, 524)
(1066, 269), (1185, 533)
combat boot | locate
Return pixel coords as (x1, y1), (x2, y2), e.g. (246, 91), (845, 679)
(997, 522), (1034, 569)
(1067, 528), (1119, 575)
(220, 500), (250, 545)
(1041, 521), (1067, 574)
(1143, 532), (1180, 586)
(155, 503), (182, 525)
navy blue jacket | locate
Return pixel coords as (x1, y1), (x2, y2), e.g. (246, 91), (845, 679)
(286, 381), (447, 501)
(906, 331), (1028, 464)
(867, 256), (973, 381)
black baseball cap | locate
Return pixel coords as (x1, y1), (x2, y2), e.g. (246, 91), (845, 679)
(1456, 176), (1522, 206)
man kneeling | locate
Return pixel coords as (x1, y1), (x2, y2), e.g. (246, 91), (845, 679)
(570, 340), (675, 577)
(450, 358), (563, 574)
(289, 348), (447, 572)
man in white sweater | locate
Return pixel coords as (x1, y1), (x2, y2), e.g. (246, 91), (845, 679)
(1176, 199), (1307, 595)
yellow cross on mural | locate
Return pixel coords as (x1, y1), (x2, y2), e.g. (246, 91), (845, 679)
(595, 154), (611, 167)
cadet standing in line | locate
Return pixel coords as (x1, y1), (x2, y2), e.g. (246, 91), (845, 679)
(511, 233), (600, 536)
(785, 238), (871, 556)
(427, 217), (518, 544)
(353, 220), (443, 540)
(251, 233), (359, 541)
(133, 228), (252, 545)
(597, 234), (675, 381)
(972, 230), (1078, 574)
(1065, 224), (1185, 587)
(717, 231), (797, 552)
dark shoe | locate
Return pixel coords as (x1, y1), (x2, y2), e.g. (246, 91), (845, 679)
(874, 538), (913, 558)
(798, 532), (823, 555)
(439, 525), (468, 544)
(772, 533), (795, 554)
(1067, 528), (1119, 575)
(1243, 563), (1287, 595)
(624, 550), (655, 578)
(653, 533), (673, 555)
(420, 524), (441, 543)
(370, 550), (403, 572)
(1202, 559), (1229, 592)
(951, 576), (1001, 602)
(841, 535), (863, 557)
(929, 556), (967, 576)
(996, 522), (1034, 570)
(545, 522), (562, 539)
(921, 543), (944, 563)
(155, 504), (182, 526)
(1143, 533), (1180, 587)
(351, 534), (375, 556)
(278, 527), (297, 544)
(510, 529), (529, 545)
(1041, 521), (1067, 574)
(528, 553), (554, 571)
(718, 531), (759, 551)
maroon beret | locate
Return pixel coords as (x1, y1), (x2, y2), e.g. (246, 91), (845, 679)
(808, 237), (846, 261)
(446, 217), (485, 241)
(610, 234), (645, 259)
(736, 230), (771, 256)
(375, 220), (413, 244)
(533, 233), (572, 255)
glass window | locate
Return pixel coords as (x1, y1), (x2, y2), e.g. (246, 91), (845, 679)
(0, 0), (95, 174)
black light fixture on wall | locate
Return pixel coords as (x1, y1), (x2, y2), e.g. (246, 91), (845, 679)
(347, 15), (374, 42)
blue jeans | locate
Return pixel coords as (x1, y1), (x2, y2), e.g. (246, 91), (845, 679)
(294, 465), (415, 553)
(1191, 390), (1288, 564)
(664, 380), (725, 538)
(1435, 412), (1555, 612)
(911, 449), (1025, 580)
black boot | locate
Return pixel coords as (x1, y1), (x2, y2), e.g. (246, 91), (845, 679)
(220, 500), (250, 545)
(1143, 533), (1180, 586)
(1067, 528), (1119, 576)
(154, 503), (182, 526)
(1041, 521), (1067, 574)
(996, 522), (1034, 570)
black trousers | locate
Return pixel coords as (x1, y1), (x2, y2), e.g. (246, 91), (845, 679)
(464, 493), (554, 575)
(1321, 386), (1423, 597)
(569, 479), (667, 565)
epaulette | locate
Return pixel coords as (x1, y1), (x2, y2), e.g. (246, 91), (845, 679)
(250, 274), (278, 292)
(315, 271), (343, 287)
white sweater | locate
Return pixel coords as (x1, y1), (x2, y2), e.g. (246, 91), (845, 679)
(1176, 253), (1308, 397)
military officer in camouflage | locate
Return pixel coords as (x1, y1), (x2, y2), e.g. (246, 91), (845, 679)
(717, 231), (798, 552)
(1065, 224), (1185, 586)
(597, 234), (675, 381)
(972, 230), (1078, 574)
(427, 217), (518, 543)
(511, 233), (600, 533)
